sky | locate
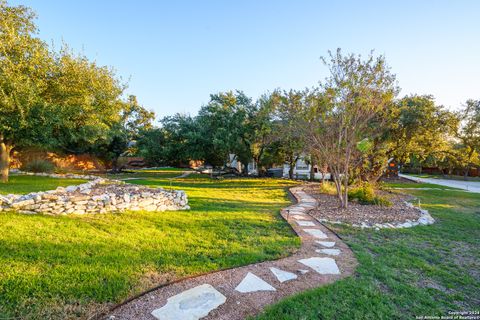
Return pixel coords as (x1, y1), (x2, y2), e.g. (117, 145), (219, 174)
(9, 0), (480, 120)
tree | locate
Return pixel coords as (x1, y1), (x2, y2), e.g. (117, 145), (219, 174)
(306, 49), (398, 208)
(457, 99), (480, 177)
(93, 95), (155, 172)
(250, 93), (282, 174)
(0, 1), (131, 182)
(270, 90), (308, 179)
(44, 48), (126, 154)
(196, 91), (256, 171)
(0, 1), (52, 182)
(388, 95), (458, 170)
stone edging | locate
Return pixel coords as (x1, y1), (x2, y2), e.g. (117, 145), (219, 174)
(312, 200), (435, 230)
(107, 185), (357, 320)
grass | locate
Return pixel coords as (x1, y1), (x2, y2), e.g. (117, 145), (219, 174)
(410, 173), (480, 182)
(104, 167), (188, 180)
(0, 173), (299, 319)
(0, 175), (87, 195)
(255, 182), (480, 320)
(383, 182), (463, 190)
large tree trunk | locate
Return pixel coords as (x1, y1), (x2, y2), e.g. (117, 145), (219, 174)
(0, 138), (13, 183)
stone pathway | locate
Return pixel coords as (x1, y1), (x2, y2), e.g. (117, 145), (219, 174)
(108, 186), (357, 320)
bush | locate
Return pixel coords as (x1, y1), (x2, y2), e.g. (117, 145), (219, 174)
(21, 159), (55, 173)
(348, 182), (392, 207)
(319, 181), (338, 195)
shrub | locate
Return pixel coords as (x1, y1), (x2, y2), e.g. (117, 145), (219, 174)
(348, 182), (392, 206)
(319, 181), (338, 195)
(21, 159), (55, 173)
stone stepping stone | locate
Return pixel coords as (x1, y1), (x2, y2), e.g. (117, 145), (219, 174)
(151, 284), (226, 320)
(299, 204), (315, 208)
(297, 269), (310, 274)
(296, 221), (316, 227)
(235, 272), (276, 293)
(316, 248), (341, 256)
(303, 228), (328, 239)
(298, 257), (340, 275)
(269, 267), (298, 283)
(316, 241), (336, 248)
(292, 215), (309, 220)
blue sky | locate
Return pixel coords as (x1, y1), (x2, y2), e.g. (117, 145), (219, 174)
(10, 0), (480, 119)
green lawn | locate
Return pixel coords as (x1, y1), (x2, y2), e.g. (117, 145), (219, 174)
(410, 173), (480, 182)
(0, 173), (299, 319)
(104, 167), (188, 180)
(0, 175), (87, 195)
(384, 181), (462, 190)
(255, 182), (480, 320)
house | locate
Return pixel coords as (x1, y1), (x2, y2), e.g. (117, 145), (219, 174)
(227, 154), (331, 180)
(282, 157), (331, 180)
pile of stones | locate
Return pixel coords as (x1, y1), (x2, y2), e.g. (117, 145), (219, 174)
(0, 178), (189, 215)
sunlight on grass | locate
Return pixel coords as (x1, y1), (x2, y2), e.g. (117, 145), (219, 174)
(0, 175), (86, 195)
(420, 203), (454, 209)
(0, 174), (299, 320)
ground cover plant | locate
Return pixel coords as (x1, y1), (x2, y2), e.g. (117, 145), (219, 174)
(255, 181), (480, 320)
(0, 172), (299, 319)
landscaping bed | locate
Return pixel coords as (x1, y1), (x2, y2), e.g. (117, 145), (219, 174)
(305, 185), (422, 226)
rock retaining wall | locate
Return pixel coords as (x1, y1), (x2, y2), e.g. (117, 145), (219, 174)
(0, 177), (189, 215)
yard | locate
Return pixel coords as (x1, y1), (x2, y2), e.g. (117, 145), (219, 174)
(0, 171), (299, 319)
(255, 181), (480, 320)
(1, 173), (479, 320)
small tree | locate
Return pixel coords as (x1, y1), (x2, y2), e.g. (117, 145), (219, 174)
(306, 49), (397, 208)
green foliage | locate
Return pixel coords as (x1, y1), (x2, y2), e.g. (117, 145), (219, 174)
(0, 173), (299, 319)
(319, 181), (338, 195)
(305, 49), (398, 207)
(390, 95), (459, 166)
(356, 138), (373, 153)
(92, 95), (155, 171)
(0, 1), (144, 181)
(20, 159), (55, 173)
(348, 182), (392, 206)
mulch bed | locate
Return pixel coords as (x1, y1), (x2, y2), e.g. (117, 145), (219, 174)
(304, 185), (421, 225)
